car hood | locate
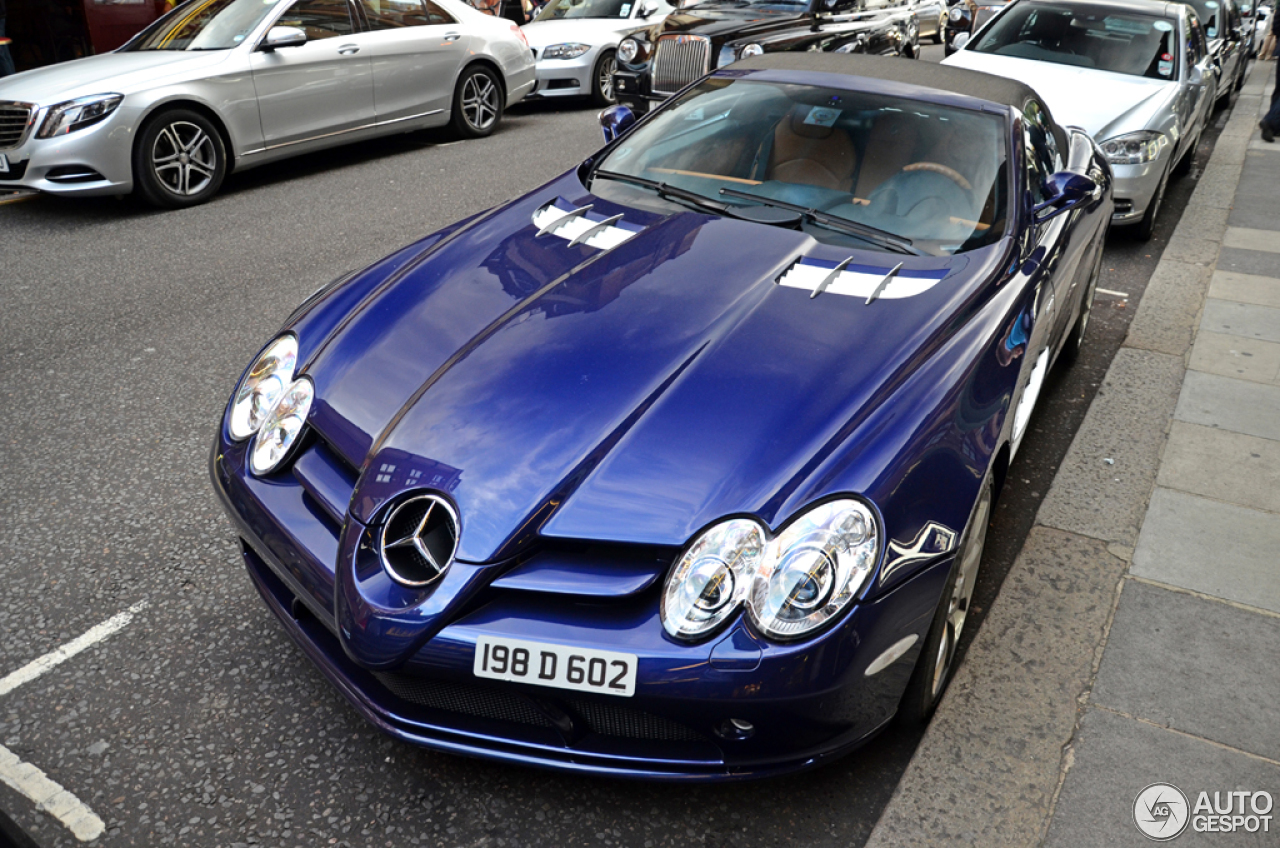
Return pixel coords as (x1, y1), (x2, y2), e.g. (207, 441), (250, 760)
(299, 173), (996, 563)
(523, 17), (653, 47)
(649, 7), (801, 41)
(0, 50), (233, 105)
(944, 51), (1176, 139)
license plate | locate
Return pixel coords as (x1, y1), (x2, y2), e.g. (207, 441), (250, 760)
(473, 635), (637, 697)
(0, 154), (8, 175)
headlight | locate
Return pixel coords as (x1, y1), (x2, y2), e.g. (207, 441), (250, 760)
(38, 94), (124, 138)
(1099, 131), (1169, 165)
(661, 499), (880, 642)
(949, 7), (965, 21)
(739, 43), (764, 58)
(618, 37), (640, 63)
(228, 335), (298, 441)
(249, 377), (314, 476)
(542, 43), (592, 60)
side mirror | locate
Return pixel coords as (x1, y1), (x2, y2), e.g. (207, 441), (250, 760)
(638, 0), (658, 16)
(1033, 171), (1098, 222)
(599, 104), (637, 142)
(952, 31), (971, 49)
(260, 26), (307, 52)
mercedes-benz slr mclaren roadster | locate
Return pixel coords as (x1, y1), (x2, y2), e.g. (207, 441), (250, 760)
(212, 54), (1113, 780)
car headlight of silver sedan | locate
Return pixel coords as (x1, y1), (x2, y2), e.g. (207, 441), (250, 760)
(662, 499), (880, 642)
(1099, 130), (1169, 166)
(542, 43), (592, 60)
(38, 94), (124, 138)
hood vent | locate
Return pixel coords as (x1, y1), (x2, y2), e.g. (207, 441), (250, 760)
(777, 257), (948, 301)
(532, 199), (643, 251)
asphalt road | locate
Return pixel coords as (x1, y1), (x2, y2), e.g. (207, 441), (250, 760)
(0, 43), (1236, 848)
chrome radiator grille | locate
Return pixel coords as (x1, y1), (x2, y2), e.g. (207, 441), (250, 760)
(652, 35), (711, 96)
(0, 102), (34, 151)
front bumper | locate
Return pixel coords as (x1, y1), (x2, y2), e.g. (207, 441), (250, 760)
(211, 424), (950, 780)
(612, 70), (661, 113)
(1108, 156), (1168, 225)
(527, 47), (604, 99)
(0, 100), (135, 197)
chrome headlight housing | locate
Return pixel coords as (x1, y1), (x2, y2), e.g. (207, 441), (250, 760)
(949, 6), (965, 21)
(38, 94), (124, 138)
(662, 499), (881, 642)
(739, 43), (764, 58)
(542, 42), (592, 60)
(248, 377), (314, 477)
(617, 37), (641, 63)
(1099, 130), (1169, 166)
(228, 335), (298, 441)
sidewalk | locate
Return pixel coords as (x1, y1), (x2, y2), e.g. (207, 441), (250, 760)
(865, 61), (1280, 847)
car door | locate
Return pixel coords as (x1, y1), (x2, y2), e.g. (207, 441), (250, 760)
(1184, 15), (1215, 142)
(355, 0), (471, 122)
(250, 0), (376, 147)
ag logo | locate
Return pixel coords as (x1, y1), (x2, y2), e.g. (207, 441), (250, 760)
(1134, 783), (1190, 841)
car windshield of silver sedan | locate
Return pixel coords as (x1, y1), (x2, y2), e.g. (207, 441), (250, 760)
(127, 0), (285, 51)
(593, 78), (1008, 255)
(535, 0), (635, 19)
(1181, 0), (1226, 37)
(970, 4), (1181, 79)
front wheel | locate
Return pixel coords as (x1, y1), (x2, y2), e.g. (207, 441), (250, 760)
(1134, 162), (1170, 242)
(132, 109), (226, 209)
(897, 475), (993, 725)
(1060, 239), (1104, 366)
(451, 65), (504, 139)
(592, 50), (617, 106)
(934, 12), (946, 43)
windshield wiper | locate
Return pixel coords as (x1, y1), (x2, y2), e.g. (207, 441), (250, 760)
(593, 169), (752, 219)
(718, 187), (924, 255)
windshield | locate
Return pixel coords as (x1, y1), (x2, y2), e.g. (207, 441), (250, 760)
(127, 0), (284, 51)
(971, 3), (1181, 79)
(535, 0), (637, 19)
(1181, 0), (1225, 37)
(594, 78), (1009, 255)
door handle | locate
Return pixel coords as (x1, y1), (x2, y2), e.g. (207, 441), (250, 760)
(443, 32), (462, 42)
(338, 44), (360, 54)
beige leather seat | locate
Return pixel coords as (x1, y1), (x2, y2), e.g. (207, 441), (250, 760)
(766, 104), (857, 192)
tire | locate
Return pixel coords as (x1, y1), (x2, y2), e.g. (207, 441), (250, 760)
(897, 474), (994, 726)
(1234, 61), (1247, 92)
(1173, 123), (1201, 177)
(1134, 161), (1170, 242)
(132, 108), (226, 209)
(592, 50), (617, 107)
(450, 64), (504, 139)
(934, 12), (945, 43)
(1059, 238), (1104, 366)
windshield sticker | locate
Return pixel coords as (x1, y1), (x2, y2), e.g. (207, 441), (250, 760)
(685, 107), (705, 121)
(1205, 1), (1218, 7)
(1153, 19), (1173, 30)
(621, 3), (632, 13)
(804, 106), (842, 127)
(1158, 55), (1174, 75)
(1207, 26), (1217, 36)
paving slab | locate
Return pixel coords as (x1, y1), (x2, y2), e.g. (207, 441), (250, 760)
(1171, 205), (1231, 243)
(1125, 261), (1214, 356)
(1208, 269), (1280, 308)
(1044, 707), (1280, 848)
(1174, 369), (1280, 440)
(1162, 236), (1223, 267)
(1038, 348), (1185, 545)
(1189, 330), (1280, 384)
(1132, 485), (1280, 613)
(1093, 579), (1280, 760)
(1200, 298), (1280, 344)
(1223, 227), (1280, 254)
(1157, 421), (1280, 513)
(864, 528), (1127, 848)
(1216, 246), (1280, 278)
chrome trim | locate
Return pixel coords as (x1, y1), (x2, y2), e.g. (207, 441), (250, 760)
(532, 200), (639, 250)
(0, 101), (38, 152)
(536, 202), (593, 236)
(379, 494), (460, 588)
(241, 109), (445, 156)
(865, 261), (905, 305)
(652, 34), (711, 96)
(568, 212), (624, 246)
(810, 256), (855, 300)
(880, 520), (958, 584)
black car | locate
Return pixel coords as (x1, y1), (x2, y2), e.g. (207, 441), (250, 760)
(613, 0), (921, 113)
(943, 0), (1011, 54)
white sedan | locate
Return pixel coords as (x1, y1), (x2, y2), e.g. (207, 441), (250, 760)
(523, 0), (672, 105)
(0, 0), (535, 208)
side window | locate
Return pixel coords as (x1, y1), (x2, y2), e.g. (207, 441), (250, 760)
(280, 0), (356, 39)
(359, 0), (432, 28)
(424, 0), (457, 22)
(1187, 16), (1206, 64)
(1021, 102), (1058, 206)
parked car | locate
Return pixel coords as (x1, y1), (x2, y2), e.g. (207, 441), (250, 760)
(0, 0), (534, 208)
(212, 52), (1113, 780)
(944, 0), (1011, 54)
(523, 0), (675, 105)
(913, 0), (949, 43)
(613, 0), (920, 114)
(946, 0), (1215, 239)
(1177, 0), (1251, 99)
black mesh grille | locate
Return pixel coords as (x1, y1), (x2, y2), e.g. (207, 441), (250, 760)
(373, 673), (554, 728)
(567, 698), (704, 742)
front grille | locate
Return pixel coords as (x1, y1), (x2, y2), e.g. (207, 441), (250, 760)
(374, 673), (556, 728)
(567, 698), (704, 742)
(0, 103), (34, 150)
(652, 35), (711, 96)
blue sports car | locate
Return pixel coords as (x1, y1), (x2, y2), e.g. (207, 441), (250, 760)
(212, 54), (1112, 780)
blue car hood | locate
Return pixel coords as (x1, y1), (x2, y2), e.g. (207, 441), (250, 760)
(298, 173), (998, 563)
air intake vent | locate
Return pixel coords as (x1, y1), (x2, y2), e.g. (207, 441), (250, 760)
(532, 199), (641, 250)
(566, 698), (704, 742)
(373, 673), (556, 728)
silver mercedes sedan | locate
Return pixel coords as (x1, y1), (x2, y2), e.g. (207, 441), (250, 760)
(0, 0), (535, 208)
(945, 0), (1217, 240)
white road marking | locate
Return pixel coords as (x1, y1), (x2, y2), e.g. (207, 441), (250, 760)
(0, 600), (148, 842)
(0, 600), (147, 698)
(1096, 287), (1130, 298)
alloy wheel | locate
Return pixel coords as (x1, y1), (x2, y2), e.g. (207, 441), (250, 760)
(151, 120), (217, 197)
(462, 72), (500, 132)
(929, 478), (992, 700)
(598, 54), (617, 103)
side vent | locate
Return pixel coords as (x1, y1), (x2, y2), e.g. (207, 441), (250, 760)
(532, 199), (642, 250)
